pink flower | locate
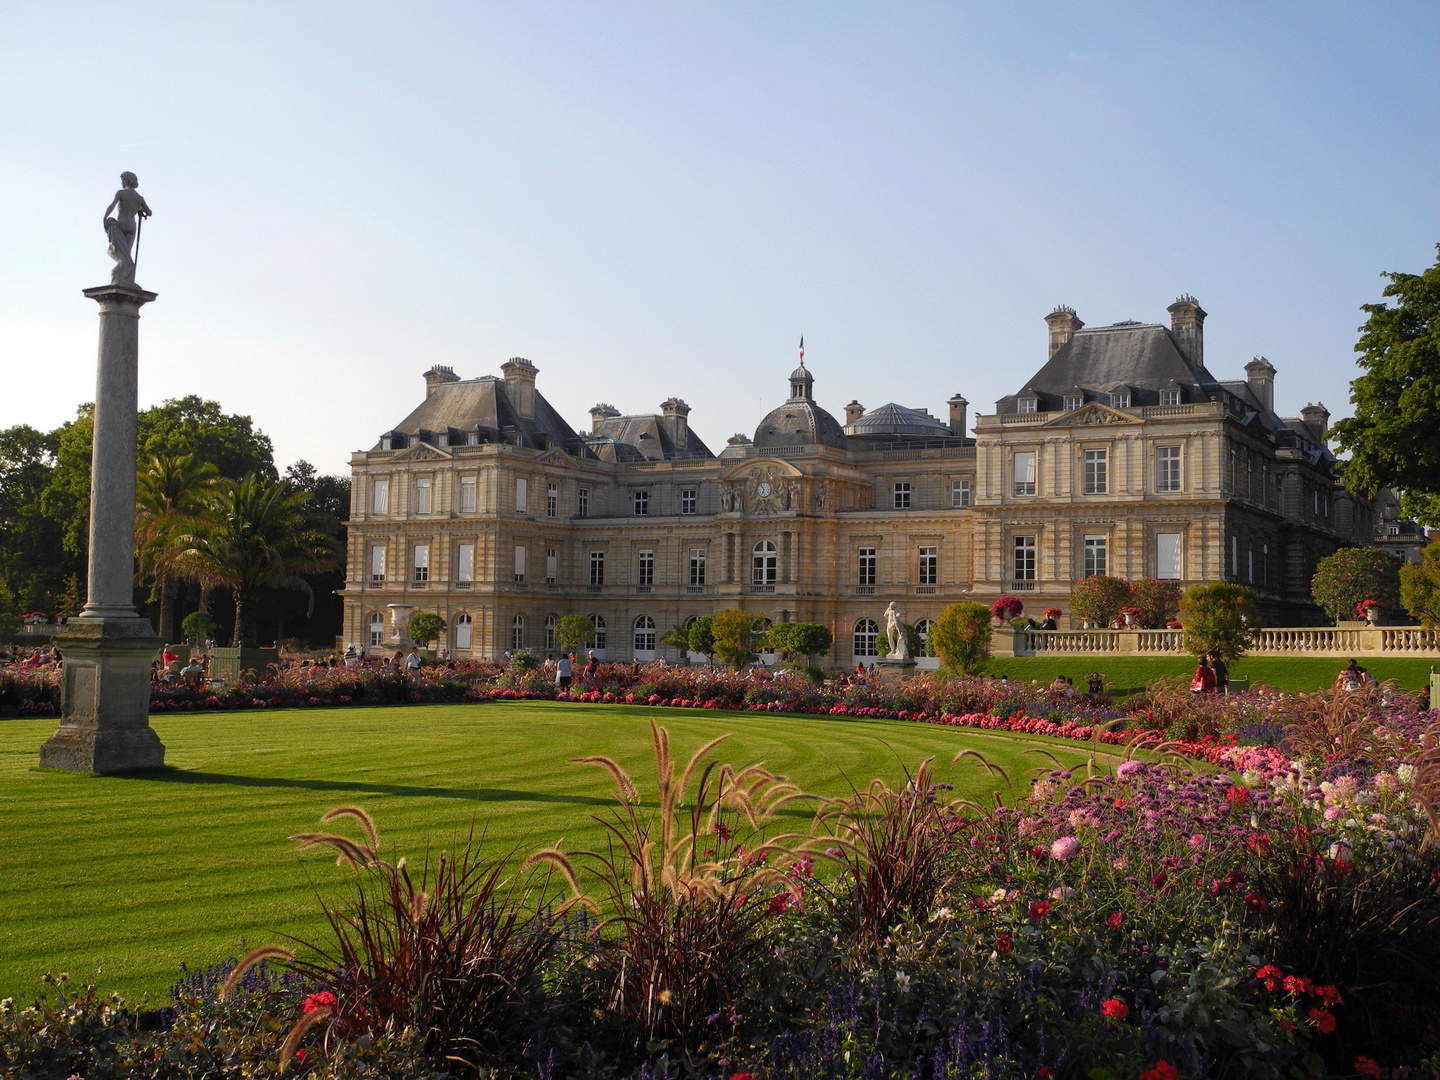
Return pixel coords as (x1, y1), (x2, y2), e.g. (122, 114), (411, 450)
(1188, 834), (1206, 850)
(1049, 836), (1081, 862)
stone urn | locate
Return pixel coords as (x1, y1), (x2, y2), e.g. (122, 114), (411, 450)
(1362, 605), (1381, 625)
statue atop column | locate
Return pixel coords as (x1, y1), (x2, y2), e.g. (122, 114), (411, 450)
(883, 601), (910, 661)
(103, 172), (152, 287)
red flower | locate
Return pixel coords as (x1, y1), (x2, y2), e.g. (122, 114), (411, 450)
(1245, 891), (1268, 912)
(303, 990), (336, 1013)
(1246, 832), (1271, 854)
(1099, 998), (1129, 1021)
(1106, 911), (1123, 929)
(1113, 796), (1130, 809)
(1037, 1068), (1054, 1080)
(1354, 1058), (1382, 1080)
(1028, 900), (1051, 921)
(1308, 1007), (1336, 1033)
(1317, 984), (1344, 1006)
(1139, 1063), (1180, 1080)
(730, 1074), (761, 1080)
(995, 933), (1013, 952)
(1255, 964), (1283, 992)
(1151, 871), (1168, 890)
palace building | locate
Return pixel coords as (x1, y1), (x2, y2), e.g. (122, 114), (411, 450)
(342, 298), (1372, 665)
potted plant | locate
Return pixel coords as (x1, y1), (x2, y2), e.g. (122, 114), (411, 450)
(1121, 605), (1142, 627)
(1357, 599), (1384, 625)
(991, 596), (1024, 623)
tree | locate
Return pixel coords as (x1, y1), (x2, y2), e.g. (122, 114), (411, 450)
(0, 424), (67, 612)
(686, 615), (715, 664)
(1330, 248), (1440, 525)
(1127, 579), (1183, 629)
(766, 621), (833, 666)
(656, 623), (694, 662)
(554, 613), (593, 653)
(1399, 541), (1440, 629)
(181, 610), (217, 644)
(1310, 547), (1403, 624)
(135, 453), (220, 641)
(1178, 583), (1259, 662)
(710, 608), (762, 669)
(174, 475), (336, 646)
(930, 602), (992, 675)
(408, 612), (447, 650)
(1070, 575), (1133, 628)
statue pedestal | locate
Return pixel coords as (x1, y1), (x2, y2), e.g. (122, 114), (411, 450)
(872, 657), (917, 686)
(40, 617), (165, 774)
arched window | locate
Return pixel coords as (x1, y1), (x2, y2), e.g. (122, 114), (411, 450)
(853, 618), (879, 659)
(511, 614), (525, 652)
(756, 616), (775, 659)
(634, 615), (656, 653)
(914, 618), (932, 657)
(587, 614), (607, 653)
(455, 613), (473, 651)
(368, 612), (384, 647)
(752, 540), (777, 586)
(544, 614), (558, 652)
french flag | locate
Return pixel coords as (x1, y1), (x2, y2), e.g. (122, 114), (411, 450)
(799, 335), (804, 361)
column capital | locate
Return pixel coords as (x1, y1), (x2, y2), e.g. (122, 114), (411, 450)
(82, 284), (158, 311)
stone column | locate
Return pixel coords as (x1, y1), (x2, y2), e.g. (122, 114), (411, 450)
(41, 284), (165, 774)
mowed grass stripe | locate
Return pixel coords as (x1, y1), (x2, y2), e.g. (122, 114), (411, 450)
(0, 702), (1105, 1005)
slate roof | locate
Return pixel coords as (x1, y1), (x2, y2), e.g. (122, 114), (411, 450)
(844, 402), (954, 438)
(587, 413), (715, 462)
(381, 377), (590, 455)
(754, 398), (848, 450)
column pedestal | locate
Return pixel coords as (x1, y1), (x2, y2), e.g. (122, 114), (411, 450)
(41, 617), (165, 773)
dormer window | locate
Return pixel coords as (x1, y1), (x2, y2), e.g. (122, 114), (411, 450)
(1110, 391), (1131, 409)
(466, 431), (480, 446)
(380, 435), (392, 451)
(1159, 389), (1181, 407)
(1063, 395), (1083, 411)
(1017, 397), (1038, 414)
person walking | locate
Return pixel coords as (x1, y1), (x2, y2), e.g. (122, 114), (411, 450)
(556, 652), (572, 691)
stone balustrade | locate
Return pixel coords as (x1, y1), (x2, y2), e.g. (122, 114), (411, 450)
(993, 625), (1440, 658)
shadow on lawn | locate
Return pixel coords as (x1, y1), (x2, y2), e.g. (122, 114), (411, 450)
(133, 768), (620, 807)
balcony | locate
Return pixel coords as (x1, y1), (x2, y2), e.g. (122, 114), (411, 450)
(855, 585), (875, 595)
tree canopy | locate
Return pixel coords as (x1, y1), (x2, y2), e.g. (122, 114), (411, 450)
(1310, 547), (1402, 624)
(1178, 583), (1259, 662)
(1330, 247), (1440, 525)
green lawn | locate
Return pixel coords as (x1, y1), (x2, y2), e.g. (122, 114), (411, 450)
(0, 702), (1109, 1007)
(990, 655), (1438, 696)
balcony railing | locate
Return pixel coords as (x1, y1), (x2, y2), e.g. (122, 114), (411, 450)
(1014, 626), (1439, 658)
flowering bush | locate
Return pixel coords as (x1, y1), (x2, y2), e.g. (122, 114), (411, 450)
(1071, 574), (1134, 627)
(1311, 547), (1402, 624)
(991, 595), (1024, 621)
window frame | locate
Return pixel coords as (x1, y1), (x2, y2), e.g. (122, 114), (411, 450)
(515, 477), (527, 514)
(752, 540), (778, 586)
(689, 548), (706, 586)
(1013, 451), (1037, 497)
(371, 478), (390, 515)
(633, 489), (649, 516)
(893, 482), (911, 509)
(853, 618), (879, 658)
(1156, 445), (1181, 493)
(1083, 448), (1108, 495)
(589, 549), (605, 586)
(413, 544), (430, 582)
(578, 487), (590, 518)
(1012, 534), (1036, 581)
(918, 545), (937, 585)
(680, 488), (698, 515)
(459, 475), (476, 513)
(633, 615), (656, 653)
(370, 544), (386, 582)
(858, 546), (876, 586)
(637, 548), (654, 586)
(951, 479), (971, 508)
(1083, 534), (1107, 578)
(457, 542), (474, 583)
(546, 483), (558, 518)
(1159, 389), (1181, 407)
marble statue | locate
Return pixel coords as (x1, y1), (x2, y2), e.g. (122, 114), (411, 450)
(884, 601), (910, 661)
(103, 172), (152, 286)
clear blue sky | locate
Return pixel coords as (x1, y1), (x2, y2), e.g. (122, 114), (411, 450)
(2, 2), (1435, 475)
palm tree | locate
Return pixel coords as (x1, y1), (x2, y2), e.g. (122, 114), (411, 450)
(174, 474), (336, 647)
(135, 453), (219, 641)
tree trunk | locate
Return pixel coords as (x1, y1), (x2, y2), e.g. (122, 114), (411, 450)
(156, 575), (175, 643)
(232, 587), (248, 647)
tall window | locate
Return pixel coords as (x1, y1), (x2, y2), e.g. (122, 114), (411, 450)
(634, 615), (656, 653)
(752, 540), (777, 586)
(371, 478), (389, 515)
(858, 547), (876, 586)
(1157, 446), (1181, 492)
(633, 490), (649, 516)
(1083, 449), (1107, 495)
(637, 549), (654, 586)
(689, 548), (706, 586)
(547, 483), (558, 518)
(893, 482), (911, 509)
(589, 550), (605, 586)
(853, 619), (879, 658)
(511, 615), (525, 651)
(914, 619), (933, 655)
(1013, 452), (1036, 497)
(680, 488), (697, 515)
(1156, 533), (1182, 579)
(370, 545), (386, 582)
(1261, 543), (1269, 586)
(919, 546), (937, 585)
(578, 487), (589, 517)
(1013, 535), (1035, 581)
(1231, 535), (1239, 579)
(457, 543), (474, 582)
(1083, 535), (1107, 578)
(588, 614), (606, 651)
(545, 548), (558, 584)
(1159, 389), (1181, 407)
(544, 614), (557, 651)
(415, 477), (433, 515)
(368, 612), (384, 647)
(951, 479), (970, 508)
(460, 475), (476, 513)
(513, 545), (526, 582)
(413, 544), (430, 582)
(515, 477), (527, 513)
(455, 613), (472, 651)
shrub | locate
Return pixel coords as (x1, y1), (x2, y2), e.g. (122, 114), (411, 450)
(1399, 541), (1440, 628)
(990, 595), (1023, 621)
(181, 610), (218, 643)
(1071, 574), (1133, 627)
(931, 602), (992, 675)
(767, 621), (833, 666)
(554, 613), (592, 652)
(1311, 547), (1402, 624)
(1128, 578), (1183, 629)
(407, 612), (446, 648)
(710, 608), (763, 669)
(1179, 582), (1259, 661)
(686, 614), (715, 662)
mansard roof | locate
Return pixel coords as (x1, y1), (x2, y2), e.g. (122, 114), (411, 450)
(586, 413), (715, 462)
(997, 322), (1216, 413)
(380, 376), (589, 454)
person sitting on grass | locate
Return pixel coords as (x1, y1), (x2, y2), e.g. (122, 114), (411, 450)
(1084, 672), (1106, 697)
(1336, 658), (1362, 691)
(1048, 673), (1074, 695)
(1191, 655), (1216, 695)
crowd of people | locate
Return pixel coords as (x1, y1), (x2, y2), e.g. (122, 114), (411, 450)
(0, 645), (62, 670)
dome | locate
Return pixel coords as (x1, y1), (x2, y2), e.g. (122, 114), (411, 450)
(754, 398), (847, 450)
(844, 402), (953, 438)
(790, 363), (812, 382)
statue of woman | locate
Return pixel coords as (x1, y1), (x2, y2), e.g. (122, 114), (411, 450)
(884, 601), (909, 660)
(103, 172), (152, 286)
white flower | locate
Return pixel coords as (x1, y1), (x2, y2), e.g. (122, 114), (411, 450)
(1398, 764), (1417, 784)
(990, 888), (1008, 904)
(929, 906), (953, 922)
(895, 971), (912, 992)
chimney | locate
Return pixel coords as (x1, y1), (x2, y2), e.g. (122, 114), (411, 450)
(947, 394), (969, 436)
(661, 397), (690, 449)
(1043, 306), (1084, 358)
(1244, 356), (1276, 413)
(423, 364), (460, 398)
(588, 402), (619, 432)
(844, 400), (865, 425)
(500, 357), (538, 419)
(1167, 295), (1207, 370)
(1300, 402), (1330, 445)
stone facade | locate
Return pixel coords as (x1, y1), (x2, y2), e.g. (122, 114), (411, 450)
(343, 301), (1373, 666)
